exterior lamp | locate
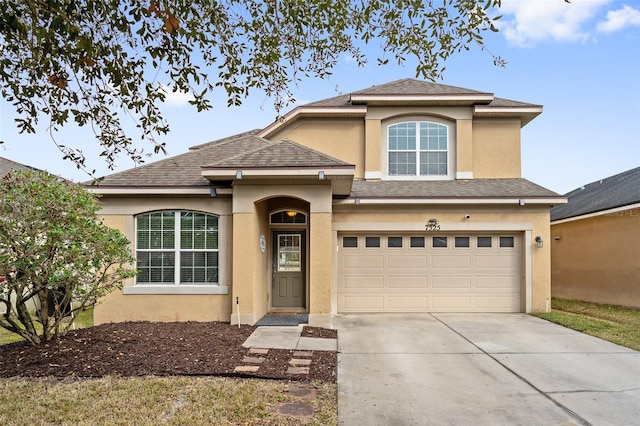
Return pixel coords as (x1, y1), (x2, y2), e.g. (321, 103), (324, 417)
(535, 236), (543, 248)
(235, 170), (243, 179)
(318, 170), (325, 180)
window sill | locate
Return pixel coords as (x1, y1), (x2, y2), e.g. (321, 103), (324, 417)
(122, 285), (229, 295)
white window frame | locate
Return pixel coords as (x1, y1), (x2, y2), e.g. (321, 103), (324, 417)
(383, 117), (455, 180)
(125, 211), (227, 295)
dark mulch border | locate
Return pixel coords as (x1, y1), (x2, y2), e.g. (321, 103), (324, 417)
(0, 322), (337, 383)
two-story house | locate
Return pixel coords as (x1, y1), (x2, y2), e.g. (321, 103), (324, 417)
(89, 79), (565, 326)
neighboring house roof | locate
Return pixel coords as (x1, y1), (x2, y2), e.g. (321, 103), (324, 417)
(0, 157), (40, 176)
(551, 167), (640, 221)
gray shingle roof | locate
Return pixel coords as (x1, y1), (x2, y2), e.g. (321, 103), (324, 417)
(204, 139), (352, 169)
(94, 130), (268, 187)
(94, 132), (353, 187)
(0, 157), (40, 176)
(348, 179), (562, 199)
(551, 167), (640, 221)
(304, 79), (539, 109)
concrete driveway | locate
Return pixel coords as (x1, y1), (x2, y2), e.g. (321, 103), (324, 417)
(335, 313), (640, 425)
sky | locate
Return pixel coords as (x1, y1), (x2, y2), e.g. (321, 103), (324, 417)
(0, 0), (639, 194)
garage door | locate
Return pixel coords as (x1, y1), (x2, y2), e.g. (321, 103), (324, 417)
(337, 234), (522, 313)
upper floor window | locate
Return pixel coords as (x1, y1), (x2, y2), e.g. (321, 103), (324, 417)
(136, 211), (219, 285)
(388, 121), (448, 177)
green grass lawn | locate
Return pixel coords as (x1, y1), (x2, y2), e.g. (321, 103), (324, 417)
(0, 307), (94, 345)
(533, 298), (640, 351)
(0, 377), (337, 426)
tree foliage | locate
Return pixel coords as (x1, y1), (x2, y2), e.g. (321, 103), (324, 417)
(0, 170), (136, 345)
(0, 0), (503, 174)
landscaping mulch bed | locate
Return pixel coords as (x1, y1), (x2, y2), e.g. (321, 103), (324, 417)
(0, 322), (337, 383)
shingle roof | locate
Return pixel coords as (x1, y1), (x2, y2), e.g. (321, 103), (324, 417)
(551, 167), (640, 221)
(304, 78), (539, 109)
(203, 139), (352, 169)
(94, 130), (268, 187)
(348, 179), (562, 199)
(94, 132), (353, 187)
(0, 157), (40, 176)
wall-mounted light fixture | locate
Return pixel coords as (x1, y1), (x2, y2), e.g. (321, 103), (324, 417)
(519, 199), (525, 206)
(354, 198), (361, 205)
(318, 170), (325, 180)
(235, 170), (243, 180)
(535, 236), (543, 248)
(210, 188), (217, 198)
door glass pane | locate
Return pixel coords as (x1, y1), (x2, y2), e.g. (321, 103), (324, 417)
(432, 236), (447, 248)
(388, 237), (403, 248)
(477, 237), (492, 248)
(410, 236), (425, 248)
(278, 234), (301, 272)
(455, 237), (470, 248)
(365, 236), (380, 248)
(500, 236), (515, 248)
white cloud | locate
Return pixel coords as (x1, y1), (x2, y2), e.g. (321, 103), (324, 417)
(498, 0), (611, 46)
(160, 85), (195, 107)
(596, 4), (640, 33)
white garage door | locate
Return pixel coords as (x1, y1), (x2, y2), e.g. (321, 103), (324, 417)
(337, 234), (522, 313)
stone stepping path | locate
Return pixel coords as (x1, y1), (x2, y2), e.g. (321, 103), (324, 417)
(233, 347), (314, 375)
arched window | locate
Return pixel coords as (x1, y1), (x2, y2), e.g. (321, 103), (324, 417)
(135, 211), (219, 285)
(388, 121), (448, 176)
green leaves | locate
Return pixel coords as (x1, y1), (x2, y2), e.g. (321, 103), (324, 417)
(0, 0), (502, 174)
(0, 170), (136, 344)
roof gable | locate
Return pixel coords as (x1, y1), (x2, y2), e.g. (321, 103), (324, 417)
(551, 167), (640, 221)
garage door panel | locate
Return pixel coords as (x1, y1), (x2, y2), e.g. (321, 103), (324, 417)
(387, 255), (427, 269)
(475, 255), (519, 269)
(338, 233), (521, 313)
(388, 276), (428, 289)
(476, 276), (519, 289)
(475, 295), (520, 310)
(388, 296), (429, 310)
(431, 255), (471, 268)
(343, 275), (384, 290)
(341, 295), (384, 311)
(344, 255), (384, 269)
(432, 296), (472, 309)
(432, 276), (471, 289)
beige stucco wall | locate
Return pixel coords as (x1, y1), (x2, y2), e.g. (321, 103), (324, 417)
(267, 119), (366, 178)
(94, 196), (233, 325)
(231, 183), (333, 324)
(332, 204), (552, 312)
(472, 120), (521, 178)
(551, 208), (640, 308)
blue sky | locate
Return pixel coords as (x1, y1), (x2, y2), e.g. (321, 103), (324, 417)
(1, 0), (638, 194)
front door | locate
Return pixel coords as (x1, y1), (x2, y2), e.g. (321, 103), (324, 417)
(272, 231), (305, 308)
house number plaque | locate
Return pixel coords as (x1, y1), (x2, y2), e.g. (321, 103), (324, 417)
(425, 219), (440, 231)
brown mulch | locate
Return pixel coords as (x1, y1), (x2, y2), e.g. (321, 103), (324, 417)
(0, 322), (337, 383)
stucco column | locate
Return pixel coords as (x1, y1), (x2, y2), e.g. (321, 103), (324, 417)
(456, 119), (473, 179)
(231, 212), (256, 324)
(308, 212), (332, 325)
(364, 118), (382, 180)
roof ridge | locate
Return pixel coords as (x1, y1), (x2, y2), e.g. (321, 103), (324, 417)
(205, 136), (273, 166)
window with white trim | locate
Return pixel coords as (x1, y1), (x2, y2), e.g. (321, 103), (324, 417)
(136, 211), (219, 285)
(388, 121), (448, 176)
